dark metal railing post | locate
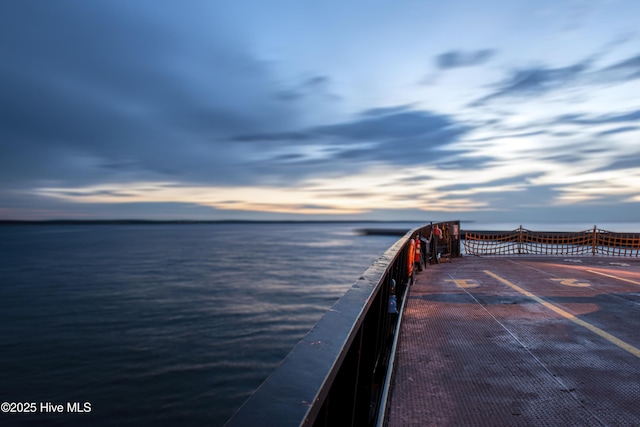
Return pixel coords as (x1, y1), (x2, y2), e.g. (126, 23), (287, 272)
(518, 225), (523, 254)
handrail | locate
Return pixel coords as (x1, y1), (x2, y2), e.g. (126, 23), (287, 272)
(224, 221), (461, 426)
(374, 283), (409, 427)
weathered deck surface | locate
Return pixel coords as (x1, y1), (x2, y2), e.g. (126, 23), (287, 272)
(386, 256), (640, 427)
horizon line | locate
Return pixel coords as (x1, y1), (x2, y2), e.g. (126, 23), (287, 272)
(0, 219), (460, 225)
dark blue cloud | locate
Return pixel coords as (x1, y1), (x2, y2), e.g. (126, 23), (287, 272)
(595, 126), (639, 137)
(276, 75), (340, 102)
(434, 158), (495, 170)
(437, 174), (541, 192)
(554, 109), (640, 125)
(360, 105), (415, 118)
(232, 109), (469, 146)
(464, 130), (548, 143)
(598, 54), (640, 82)
(56, 189), (135, 198)
(471, 61), (591, 105)
(314, 110), (464, 141)
(470, 51), (640, 106)
(232, 109), (472, 169)
(231, 131), (313, 142)
(595, 154), (640, 172)
(0, 1), (301, 190)
(435, 49), (496, 69)
(303, 76), (331, 89)
(223, 108), (476, 183)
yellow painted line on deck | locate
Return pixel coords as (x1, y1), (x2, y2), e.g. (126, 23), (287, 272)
(445, 279), (479, 289)
(586, 270), (640, 286)
(550, 278), (590, 287)
(484, 270), (640, 359)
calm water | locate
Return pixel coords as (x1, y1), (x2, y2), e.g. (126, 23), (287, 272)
(0, 223), (406, 426)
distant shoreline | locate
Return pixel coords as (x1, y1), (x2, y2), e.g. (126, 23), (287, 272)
(0, 219), (457, 225)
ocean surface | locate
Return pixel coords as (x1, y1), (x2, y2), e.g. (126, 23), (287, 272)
(1, 220), (638, 426)
(0, 222), (409, 426)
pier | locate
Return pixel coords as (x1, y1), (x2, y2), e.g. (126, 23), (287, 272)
(384, 255), (640, 426)
(225, 222), (640, 426)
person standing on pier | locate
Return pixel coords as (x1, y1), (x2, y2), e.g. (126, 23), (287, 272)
(432, 225), (443, 263)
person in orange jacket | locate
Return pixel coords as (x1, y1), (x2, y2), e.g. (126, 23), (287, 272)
(414, 236), (423, 271)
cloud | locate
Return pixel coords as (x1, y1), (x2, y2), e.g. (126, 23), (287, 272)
(554, 108), (640, 125)
(472, 61), (591, 105)
(597, 54), (640, 82)
(2, 2), (638, 221)
(232, 108), (469, 147)
(231, 108), (473, 172)
(470, 51), (640, 106)
(315, 110), (461, 141)
(0, 1), (301, 190)
(435, 49), (496, 70)
(594, 154), (640, 172)
(275, 75), (340, 102)
(231, 132), (313, 142)
(464, 130), (548, 143)
(360, 105), (416, 118)
(595, 126), (639, 137)
(51, 189), (137, 199)
(438, 174), (541, 192)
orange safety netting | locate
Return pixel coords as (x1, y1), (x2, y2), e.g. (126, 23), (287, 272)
(463, 227), (640, 257)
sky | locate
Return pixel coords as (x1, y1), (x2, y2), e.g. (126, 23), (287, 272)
(1, 0), (640, 223)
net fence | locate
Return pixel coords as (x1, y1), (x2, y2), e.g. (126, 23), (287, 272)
(463, 226), (640, 257)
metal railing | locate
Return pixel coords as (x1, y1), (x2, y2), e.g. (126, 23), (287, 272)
(463, 226), (640, 257)
(225, 221), (461, 427)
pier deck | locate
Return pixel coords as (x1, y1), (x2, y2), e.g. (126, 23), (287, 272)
(386, 256), (640, 426)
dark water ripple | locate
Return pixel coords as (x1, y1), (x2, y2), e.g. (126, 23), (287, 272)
(0, 223), (404, 426)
